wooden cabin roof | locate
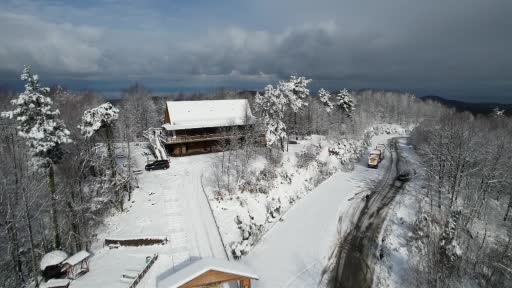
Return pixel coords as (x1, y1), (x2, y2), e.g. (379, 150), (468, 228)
(163, 99), (255, 131)
(157, 258), (258, 288)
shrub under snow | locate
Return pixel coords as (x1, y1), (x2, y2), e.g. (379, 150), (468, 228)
(266, 198), (282, 221)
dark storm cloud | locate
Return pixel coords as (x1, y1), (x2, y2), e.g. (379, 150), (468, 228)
(0, 0), (511, 101)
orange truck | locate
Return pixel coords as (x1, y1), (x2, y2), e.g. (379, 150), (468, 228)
(368, 149), (382, 168)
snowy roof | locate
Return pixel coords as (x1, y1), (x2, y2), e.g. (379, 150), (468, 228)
(163, 99), (255, 131)
(62, 250), (90, 266)
(157, 258), (258, 288)
(370, 149), (381, 155)
(40, 250), (69, 270)
(41, 279), (70, 288)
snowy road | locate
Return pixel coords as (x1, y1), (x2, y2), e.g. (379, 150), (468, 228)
(334, 138), (402, 288)
(243, 134), (399, 288)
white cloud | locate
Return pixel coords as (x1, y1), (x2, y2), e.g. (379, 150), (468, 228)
(0, 12), (103, 75)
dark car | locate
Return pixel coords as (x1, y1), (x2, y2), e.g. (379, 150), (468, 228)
(145, 159), (170, 171)
(397, 169), (415, 182)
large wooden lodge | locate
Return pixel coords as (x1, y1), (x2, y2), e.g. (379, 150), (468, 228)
(159, 99), (257, 156)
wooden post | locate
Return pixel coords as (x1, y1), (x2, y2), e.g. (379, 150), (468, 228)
(240, 278), (251, 288)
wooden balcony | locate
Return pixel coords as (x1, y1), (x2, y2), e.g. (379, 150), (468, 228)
(159, 133), (243, 144)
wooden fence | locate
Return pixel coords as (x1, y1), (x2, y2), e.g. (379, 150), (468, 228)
(128, 254), (158, 288)
(105, 237), (168, 247)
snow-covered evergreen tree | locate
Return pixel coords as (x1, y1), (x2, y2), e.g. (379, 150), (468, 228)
(335, 88), (355, 116)
(1, 66), (72, 166)
(255, 86), (287, 149)
(1, 66), (72, 249)
(318, 88), (334, 112)
(278, 75), (312, 112)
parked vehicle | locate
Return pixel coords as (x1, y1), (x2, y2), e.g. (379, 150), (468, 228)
(368, 149), (382, 168)
(375, 144), (386, 160)
(376, 144), (386, 151)
(145, 159), (170, 171)
(397, 169), (416, 182)
(368, 155), (380, 168)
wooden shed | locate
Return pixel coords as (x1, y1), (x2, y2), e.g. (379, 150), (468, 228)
(40, 250), (69, 280)
(61, 250), (91, 279)
(158, 258), (258, 288)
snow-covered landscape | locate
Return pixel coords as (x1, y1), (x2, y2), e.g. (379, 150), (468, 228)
(2, 67), (511, 288)
(63, 123), (405, 287)
(1, 2), (511, 288)
(68, 125), (406, 288)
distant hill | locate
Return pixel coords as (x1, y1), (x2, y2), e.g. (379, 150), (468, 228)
(420, 95), (512, 116)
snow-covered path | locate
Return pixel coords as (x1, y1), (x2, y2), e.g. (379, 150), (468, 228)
(170, 155), (228, 260)
(243, 134), (397, 288)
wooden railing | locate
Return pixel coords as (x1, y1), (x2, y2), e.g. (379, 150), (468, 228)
(160, 133), (243, 144)
(128, 254), (158, 288)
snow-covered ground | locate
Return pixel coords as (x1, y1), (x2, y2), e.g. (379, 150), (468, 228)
(70, 143), (227, 288)
(204, 136), (342, 258)
(203, 124), (408, 259)
(242, 133), (402, 287)
(70, 124), (408, 288)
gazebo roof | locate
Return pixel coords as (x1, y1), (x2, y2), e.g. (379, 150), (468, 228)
(62, 250), (91, 266)
(40, 250), (68, 271)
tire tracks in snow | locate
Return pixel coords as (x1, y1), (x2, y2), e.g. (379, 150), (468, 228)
(334, 137), (407, 288)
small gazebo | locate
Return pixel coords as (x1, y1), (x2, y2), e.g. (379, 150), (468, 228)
(61, 250), (91, 279)
(157, 258), (258, 288)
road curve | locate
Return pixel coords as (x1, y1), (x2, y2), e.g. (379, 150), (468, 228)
(333, 137), (406, 288)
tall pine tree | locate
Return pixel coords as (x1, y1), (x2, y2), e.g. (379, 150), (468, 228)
(2, 66), (72, 249)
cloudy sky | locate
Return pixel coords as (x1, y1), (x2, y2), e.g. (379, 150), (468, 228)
(0, 0), (511, 102)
